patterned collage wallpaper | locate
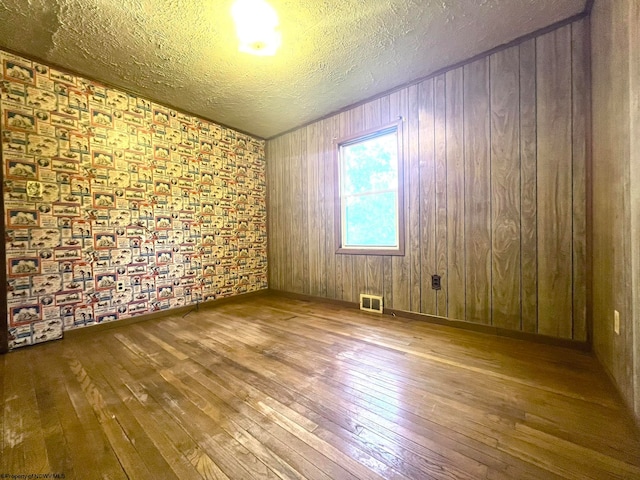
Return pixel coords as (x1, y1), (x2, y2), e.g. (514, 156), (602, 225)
(1, 50), (268, 350)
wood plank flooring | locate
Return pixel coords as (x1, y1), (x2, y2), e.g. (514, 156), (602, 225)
(2, 293), (639, 479)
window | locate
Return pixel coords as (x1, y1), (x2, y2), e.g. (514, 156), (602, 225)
(336, 122), (404, 255)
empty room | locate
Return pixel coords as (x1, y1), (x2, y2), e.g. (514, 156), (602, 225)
(1, 0), (639, 478)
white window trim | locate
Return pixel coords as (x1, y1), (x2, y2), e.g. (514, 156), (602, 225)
(335, 121), (405, 256)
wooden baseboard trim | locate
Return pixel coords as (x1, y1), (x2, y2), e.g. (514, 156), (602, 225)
(266, 289), (359, 310)
(385, 307), (591, 352)
(64, 289), (269, 339)
(595, 350), (640, 431)
(267, 289), (591, 352)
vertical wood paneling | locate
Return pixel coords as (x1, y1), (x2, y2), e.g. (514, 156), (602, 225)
(446, 68), (466, 321)
(350, 106), (368, 302)
(266, 140), (276, 289)
(463, 58), (492, 325)
(490, 46), (522, 330)
(536, 25), (573, 338)
(340, 109), (354, 302)
(364, 98), (385, 297)
(266, 19), (588, 341)
(324, 116), (339, 299)
(288, 131), (300, 291)
(316, 118), (328, 298)
(390, 90), (410, 311)
(277, 133), (288, 290)
(408, 84), (422, 312)
(591, 0), (638, 422)
(291, 128), (309, 294)
(279, 133), (288, 291)
(418, 79), (437, 315)
(434, 74), (449, 317)
(307, 123), (321, 297)
(267, 136), (281, 290)
(571, 19), (589, 342)
(381, 96), (394, 307)
(519, 38), (539, 334)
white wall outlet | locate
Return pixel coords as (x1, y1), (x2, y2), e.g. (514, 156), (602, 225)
(614, 309), (620, 335)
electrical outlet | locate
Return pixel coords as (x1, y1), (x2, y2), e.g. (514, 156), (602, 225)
(614, 310), (620, 335)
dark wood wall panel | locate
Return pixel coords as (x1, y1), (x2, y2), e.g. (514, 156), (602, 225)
(445, 68), (467, 321)
(571, 20), (589, 343)
(306, 122), (321, 297)
(434, 74), (449, 318)
(463, 58), (492, 325)
(536, 25), (574, 339)
(519, 38), (539, 334)
(490, 47), (522, 331)
(408, 84), (422, 313)
(418, 79), (437, 316)
(266, 18), (589, 340)
(390, 90), (410, 311)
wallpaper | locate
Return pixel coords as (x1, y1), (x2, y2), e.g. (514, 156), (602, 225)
(1, 50), (268, 350)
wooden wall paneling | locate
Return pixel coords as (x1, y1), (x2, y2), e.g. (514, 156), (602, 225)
(434, 74), (449, 317)
(301, 129), (311, 294)
(287, 131), (298, 292)
(324, 116), (339, 299)
(536, 25), (574, 338)
(490, 46), (522, 330)
(381, 96), (394, 308)
(295, 129), (310, 294)
(316, 120), (328, 298)
(277, 133), (287, 291)
(418, 79), (437, 316)
(363, 98), (385, 297)
(519, 38), (539, 334)
(630, 0), (640, 421)
(463, 58), (492, 325)
(307, 122), (321, 297)
(337, 110), (352, 301)
(265, 141), (274, 288)
(408, 84), (422, 312)
(266, 18), (589, 341)
(350, 105), (368, 301)
(445, 68), (466, 321)
(270, 135), (281, 290)
(282, 132), (293, 291)
(571, 19), (589, 342)
(390, 89), (410, 311)
(266, 138), (280, 290)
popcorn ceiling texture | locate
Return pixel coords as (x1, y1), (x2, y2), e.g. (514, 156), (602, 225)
(1, 49), (267, 350)
(0, 0), (585, 138)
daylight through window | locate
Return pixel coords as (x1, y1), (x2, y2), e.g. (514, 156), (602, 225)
(337, 123), (404, 255)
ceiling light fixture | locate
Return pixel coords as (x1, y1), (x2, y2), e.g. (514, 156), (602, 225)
(231, 0), (281, 56)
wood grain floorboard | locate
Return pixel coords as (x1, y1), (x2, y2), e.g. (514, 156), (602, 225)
(1, 294), (639, 479)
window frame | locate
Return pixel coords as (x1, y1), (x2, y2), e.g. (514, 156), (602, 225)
(334, 120), (405, 256)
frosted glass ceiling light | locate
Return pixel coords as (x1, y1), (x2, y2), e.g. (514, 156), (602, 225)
(231, 0), (281, 56)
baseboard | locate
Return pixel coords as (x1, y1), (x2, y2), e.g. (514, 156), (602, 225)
(594, 350), (640, 433)
(267, 289), (591, 352)
(385, 306), (591, 352)
(64, 289), (269, 339)
(266, 289), (359, 309)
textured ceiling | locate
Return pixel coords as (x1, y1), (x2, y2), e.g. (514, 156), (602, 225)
(0, 0), (586, 138)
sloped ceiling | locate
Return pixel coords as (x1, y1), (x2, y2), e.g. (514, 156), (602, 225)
(0, 0), (586, 138)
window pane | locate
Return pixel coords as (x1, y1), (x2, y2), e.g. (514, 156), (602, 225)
(342, 132), (397, 196)
(344, 192), (397, 247)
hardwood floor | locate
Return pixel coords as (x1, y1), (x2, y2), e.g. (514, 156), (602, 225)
(2, 293), (639, 479)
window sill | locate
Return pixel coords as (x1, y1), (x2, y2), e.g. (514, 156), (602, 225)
(336, 246), (405, 256)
